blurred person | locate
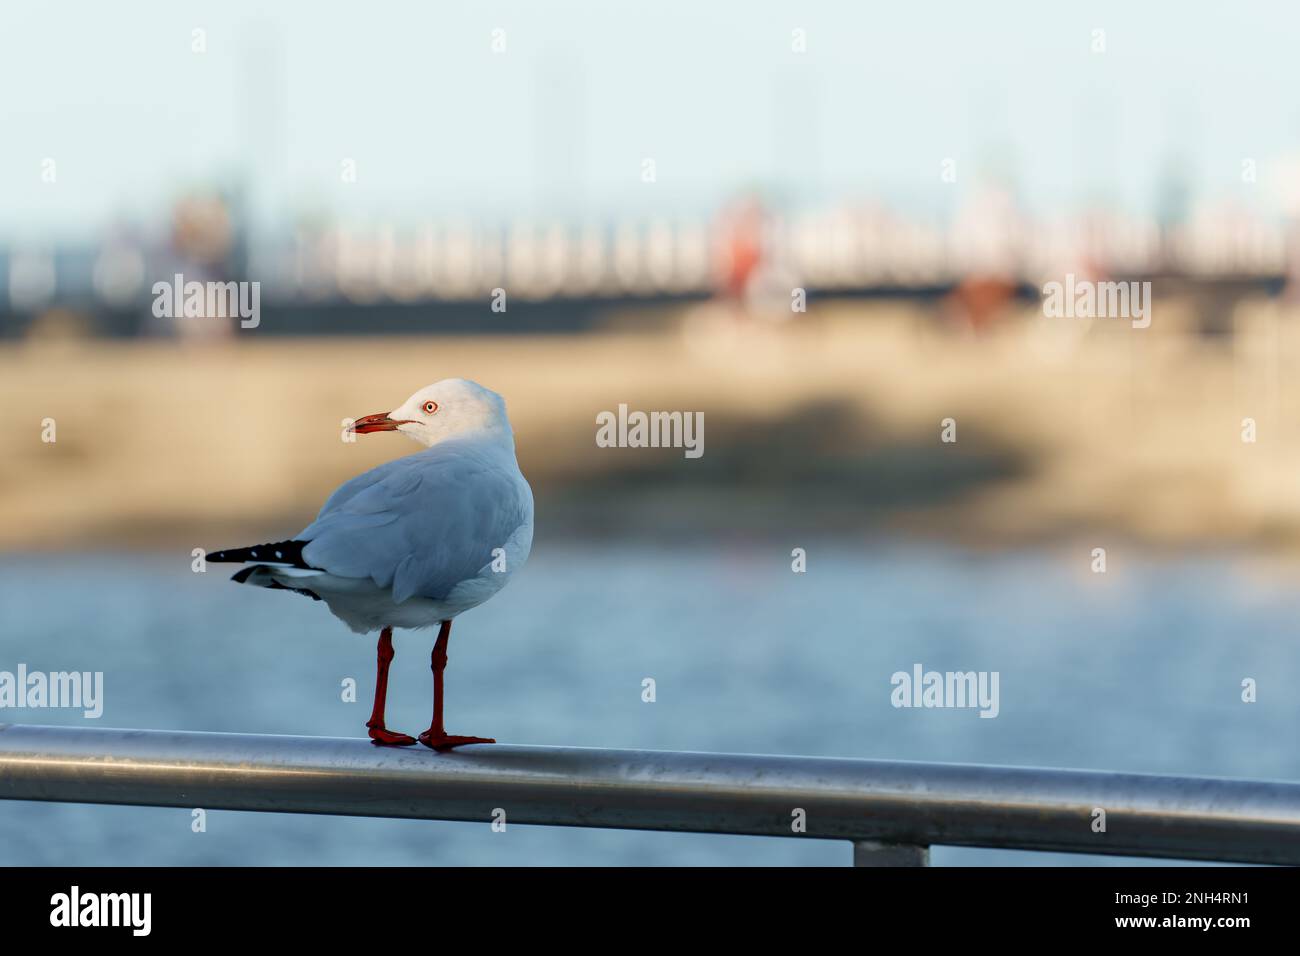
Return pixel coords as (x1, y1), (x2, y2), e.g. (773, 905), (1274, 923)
(944, 180), (1023, 335)
(713, 195), (766, 316)
(144, 192), (241, 340)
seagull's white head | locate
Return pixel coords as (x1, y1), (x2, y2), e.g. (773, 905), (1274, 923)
(349, 378), (513, 448)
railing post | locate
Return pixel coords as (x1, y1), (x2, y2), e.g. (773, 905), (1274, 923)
(852, 840), (930, 867)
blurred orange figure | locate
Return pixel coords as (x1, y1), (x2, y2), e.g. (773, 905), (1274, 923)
(715, 197), (765, 307)
(944, 274), (1018, 334)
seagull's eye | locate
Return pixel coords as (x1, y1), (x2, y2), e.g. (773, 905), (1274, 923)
(423, 401), (438, 414)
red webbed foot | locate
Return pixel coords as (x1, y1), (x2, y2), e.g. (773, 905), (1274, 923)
(417, 731), (495, 751)
(368, 726), (418, 746)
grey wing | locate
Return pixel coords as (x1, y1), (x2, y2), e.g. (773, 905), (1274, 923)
(312, 455), (418, 517)
(300, 449), (530, 603)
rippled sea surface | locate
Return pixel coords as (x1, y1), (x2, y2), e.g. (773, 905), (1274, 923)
(2, 542), (1297, 866)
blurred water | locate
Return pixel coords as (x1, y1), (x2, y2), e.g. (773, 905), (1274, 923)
(1, 542), (1297, 867)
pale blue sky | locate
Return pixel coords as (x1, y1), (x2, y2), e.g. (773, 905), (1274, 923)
(1, 1), (1297, 239)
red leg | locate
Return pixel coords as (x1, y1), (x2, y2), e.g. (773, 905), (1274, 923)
(418, 620), (495, 751)
(367, 626), (416, 746)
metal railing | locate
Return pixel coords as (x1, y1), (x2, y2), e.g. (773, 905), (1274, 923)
(2, 723), (1299, 865)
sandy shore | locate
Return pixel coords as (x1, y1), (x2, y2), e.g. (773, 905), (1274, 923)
(3, 297), (1300, 551)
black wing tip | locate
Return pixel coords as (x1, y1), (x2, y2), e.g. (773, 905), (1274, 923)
(205, 540), (314, 567)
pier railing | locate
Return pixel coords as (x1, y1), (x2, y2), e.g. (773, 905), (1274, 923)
(2, 724), (1298, 865)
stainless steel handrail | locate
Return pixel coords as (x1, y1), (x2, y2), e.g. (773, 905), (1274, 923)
(2, 724), (1298, 865)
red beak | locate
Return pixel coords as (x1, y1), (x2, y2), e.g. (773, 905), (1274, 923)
(350, 412), (412, 434)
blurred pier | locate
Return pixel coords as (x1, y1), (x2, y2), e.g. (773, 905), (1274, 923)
(1, 201), (1294, 339)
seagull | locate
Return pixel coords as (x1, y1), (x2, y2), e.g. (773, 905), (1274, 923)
(207, 378), (533, 750)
